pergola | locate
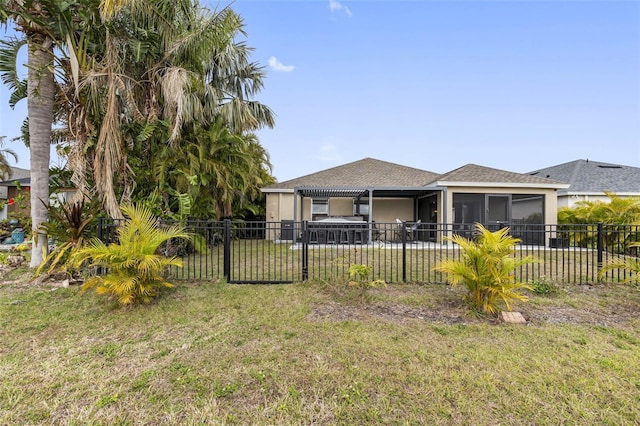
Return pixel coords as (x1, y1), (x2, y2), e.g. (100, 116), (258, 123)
(293, 185), (446, 225)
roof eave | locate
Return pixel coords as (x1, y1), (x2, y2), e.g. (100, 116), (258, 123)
(560, 191), (640, 196)
(431, 181), (570, 189)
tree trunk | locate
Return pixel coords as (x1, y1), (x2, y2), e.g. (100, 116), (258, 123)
(27, 36), (54, 268)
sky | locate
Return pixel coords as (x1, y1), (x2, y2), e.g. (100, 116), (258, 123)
(1, 0), (639, 183)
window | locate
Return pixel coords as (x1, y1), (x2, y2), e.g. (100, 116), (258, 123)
(353, 199), (369, 216)
(512, 194), (544, 224)
(312, 198), (329, 215)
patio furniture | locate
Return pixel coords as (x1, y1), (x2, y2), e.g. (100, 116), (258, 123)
(307, 218), (368, 244)
(371, 221), (382, 242)
(394, 219), (421, 242)
(408, 219), (422, 241)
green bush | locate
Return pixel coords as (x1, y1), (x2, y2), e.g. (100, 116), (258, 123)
(599, 242), (640, 288)
(36, 198), (100, 277)
(71, 204), (190, 306)
(529, 277), (560, 296)
(433, 223), (534, 315)
(348, 263), (386, 288)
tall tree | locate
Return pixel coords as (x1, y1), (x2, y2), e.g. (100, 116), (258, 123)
(70, 0), (274, 219)
(1, 0), (102, 267)
(0, 136), (18, 179)
(150, 119), (273, 220)
(1, 1), (57, 266)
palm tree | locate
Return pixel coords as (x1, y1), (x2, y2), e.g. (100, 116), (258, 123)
(1, 1), (60, 267)
(71, 203), (190, 305)
(433, 224), (535, 315)
(1, 0), (106, 267)
(69, 0), (274, 219)
(598, 242), (640, 288)
(0, 136), (18, 179)
(151, 119), (273, 220)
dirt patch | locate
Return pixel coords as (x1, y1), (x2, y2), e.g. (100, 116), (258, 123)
(308, 284), (640, 327)
(308, 301), (485, 325)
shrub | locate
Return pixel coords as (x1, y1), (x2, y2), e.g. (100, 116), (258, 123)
(71, 204), (190, 306)
(36, 198), (100, 277)
(599, 242), (640, 288)
(529, 277), (560, 296)
(432, 223), (534, 315)
(348, 263), (386, 288)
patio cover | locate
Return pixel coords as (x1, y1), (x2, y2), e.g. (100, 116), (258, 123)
(293, 185), (444, 223)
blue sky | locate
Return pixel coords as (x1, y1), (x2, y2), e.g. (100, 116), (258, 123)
(2, 0), (639, 182)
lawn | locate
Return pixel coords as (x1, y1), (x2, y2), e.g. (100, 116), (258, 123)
(1, 267), (639, 425)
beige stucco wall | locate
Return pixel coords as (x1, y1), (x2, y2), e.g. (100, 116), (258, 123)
(370, 198), (414, 223)
(329, 198), (353, 217)
(266, 194), (416, 223)
(265, 192), (293, 240)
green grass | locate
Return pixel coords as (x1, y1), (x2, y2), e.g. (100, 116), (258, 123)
(1, 277), (639, 425)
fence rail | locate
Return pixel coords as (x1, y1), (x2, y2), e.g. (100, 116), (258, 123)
(97, 219), (640, 285)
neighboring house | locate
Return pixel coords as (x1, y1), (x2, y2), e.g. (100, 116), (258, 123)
(528, 159), (640, 208)
(261, 158), (568, 243)
(0, 170), (76, 221)
(0, 166), (30, 221)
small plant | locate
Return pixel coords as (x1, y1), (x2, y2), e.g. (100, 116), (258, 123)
(348, 263), (386, 288)
(433, 223), (535, 315)
(71, 204), (190, 306)
(529, 276), (560, 296)
(36, 198), (101, 277)
(599, 242), (640, 288)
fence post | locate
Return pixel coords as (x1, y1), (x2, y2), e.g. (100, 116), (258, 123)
(97, 217), (103, 242)
(302, 221), (308, 281)
(597, 222), (603, 269)
(223, 218), (231, 282)
(402, 223), (407, 282)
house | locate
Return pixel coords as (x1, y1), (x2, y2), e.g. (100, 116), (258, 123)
(0, 166), (30, 221)
(261, 158), (568, 243)
(0, 169), (76, 221)
(528, 159), (640, 208)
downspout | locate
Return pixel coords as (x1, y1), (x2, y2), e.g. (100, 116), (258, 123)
(293, 189), (299, 243)
(368, 188), (373, 243)
(442, 187), (448, 224)
(442, 187), (448, 243)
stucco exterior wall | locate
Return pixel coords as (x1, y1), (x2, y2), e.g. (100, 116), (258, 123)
(370, 198), (414, 223)
(266, 194), (416, 223)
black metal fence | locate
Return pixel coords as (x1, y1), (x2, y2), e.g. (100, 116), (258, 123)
(97, 219), (640, 285)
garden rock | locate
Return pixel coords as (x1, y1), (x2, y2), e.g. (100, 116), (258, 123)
(7, 255), (25, 267)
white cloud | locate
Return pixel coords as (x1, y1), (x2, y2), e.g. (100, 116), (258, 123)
(328, 0), (352, 17)
(268, 56), (295, 73)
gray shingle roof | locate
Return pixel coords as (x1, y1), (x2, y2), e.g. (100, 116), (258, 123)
(432, 164), (566, 186)
(264, 158), (440, 190)
(528, 159), (640, 193)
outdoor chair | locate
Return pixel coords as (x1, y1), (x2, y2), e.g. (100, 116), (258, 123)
(408, 219), (422, 242)
(394, 219), (421, 242)
(371, 221), (382, 242)
(394, 218), (405, 241)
